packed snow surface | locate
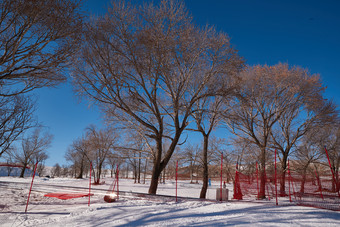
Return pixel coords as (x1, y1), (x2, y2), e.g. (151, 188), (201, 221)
(1, 176), (339, 226)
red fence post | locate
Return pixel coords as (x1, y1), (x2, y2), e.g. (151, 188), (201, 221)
(25, 161), (38, 213)
(288, 159), (292, 202)
(220, 152), (223, 201)
(116, 165), (119, 200)
(176, 160), (178, 202)
(275, 149), (278, 205)
(256, 161), (259, 199)
(88, 162), (92, 207)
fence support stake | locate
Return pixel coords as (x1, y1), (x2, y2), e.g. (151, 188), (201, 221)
(288, 159), (292, 202)
(176, 160), (178, 202)
(25, 161), (38, 213)
(275, 149), (278, 205)
(220, 152), (223, 201)
(88, 162), (92, 206)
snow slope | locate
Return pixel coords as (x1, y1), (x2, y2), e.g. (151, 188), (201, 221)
(1, 177), (339, 226)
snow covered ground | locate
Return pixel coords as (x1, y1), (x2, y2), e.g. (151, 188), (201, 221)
(1, 176), (339, 226)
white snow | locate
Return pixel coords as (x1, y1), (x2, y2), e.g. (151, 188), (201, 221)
(1, 176), (339, 226)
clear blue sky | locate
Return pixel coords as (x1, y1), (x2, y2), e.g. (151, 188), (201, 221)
(32, 0), (340, 167)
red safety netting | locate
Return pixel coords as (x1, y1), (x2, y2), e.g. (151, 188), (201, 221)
(233, 161), (340, 211)
(44, 193), (93, 200)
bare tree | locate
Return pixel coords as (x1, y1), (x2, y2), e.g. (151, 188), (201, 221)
(121, 131), (148, 183)
(11, 128), (52, 177)
(223, 64), (317, 199)
(182, 143), (200, 184)
(294, 132), (325, 193)
(65, 137), (90, 179)
(0, 95), (36, 158)
(35, 151), (48, 176)
(0, 0), (82, 96)
(188, 97), (226, 198)
(72, 0), (243, 194)
(313, 123), (340, 192)
(86, 126), (119, 184)
(268, 67), (338, 195)
(51, 163), (62, 178)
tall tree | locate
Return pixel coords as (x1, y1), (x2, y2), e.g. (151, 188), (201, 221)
(224, 64), (317, 199)
(11, 128), (52, 177)
(294, 131), (325, 193)
(268, 66), (337, 195)
(313, 123), (340, 192)
(65, 136), (90, 179)
(86, 126), (119, 184)
(72, 0), (243, 194)
(182, 143), (200, 184)
(189, 97), (226, 198)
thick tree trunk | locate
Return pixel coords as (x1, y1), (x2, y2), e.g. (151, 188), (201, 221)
(148, 163), (162, 194)
(77, 164), (83, 179)
(200, 135), (209, 199)
(280, 156), (288, 196)
(162, 168), (166, 184)
(148, 130), (183, 194)
(149, 139), (163, 194)
(258, 148), (266, 199)
(300, 174), (306, 194)
(19, 164), (27, 178)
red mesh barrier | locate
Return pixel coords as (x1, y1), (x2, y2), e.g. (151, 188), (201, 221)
(233, 164), (340, 211)
(44, 193), (92, 200)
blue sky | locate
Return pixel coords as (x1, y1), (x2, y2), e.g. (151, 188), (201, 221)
(29, 0), (340, 167)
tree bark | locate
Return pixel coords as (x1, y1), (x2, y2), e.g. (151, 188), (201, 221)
(258, 147), (266, 199)
(19, 164), (27, 178)
(280, 156), (288, 196)
(200, 134), (209, 199)
(148, 163), (162, 194)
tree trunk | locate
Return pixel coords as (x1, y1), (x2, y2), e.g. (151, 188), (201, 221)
(200, 135), (209, 199)
(19, 164), (27, 178)
(77, 164), (83, 179)
(280, 156), (288, 196)
(148, 131), (182, 194)
(144, 158), (148, 184)
(300, 174), (306, 194)
(190, 163), (193, 183)
(162, 167), (166, 184)
(96, 164), (102, 184)
(134, 162), (137, 183)
(148, 138), (163, 194)
(111, 164), (114, 178)
(148, 163), (162, 194)
(258, 147), (266, 199)
(138, 152), (141, 183)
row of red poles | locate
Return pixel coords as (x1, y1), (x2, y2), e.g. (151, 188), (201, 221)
(253, 146), (339, 204)
(24, 147), (339, 212)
